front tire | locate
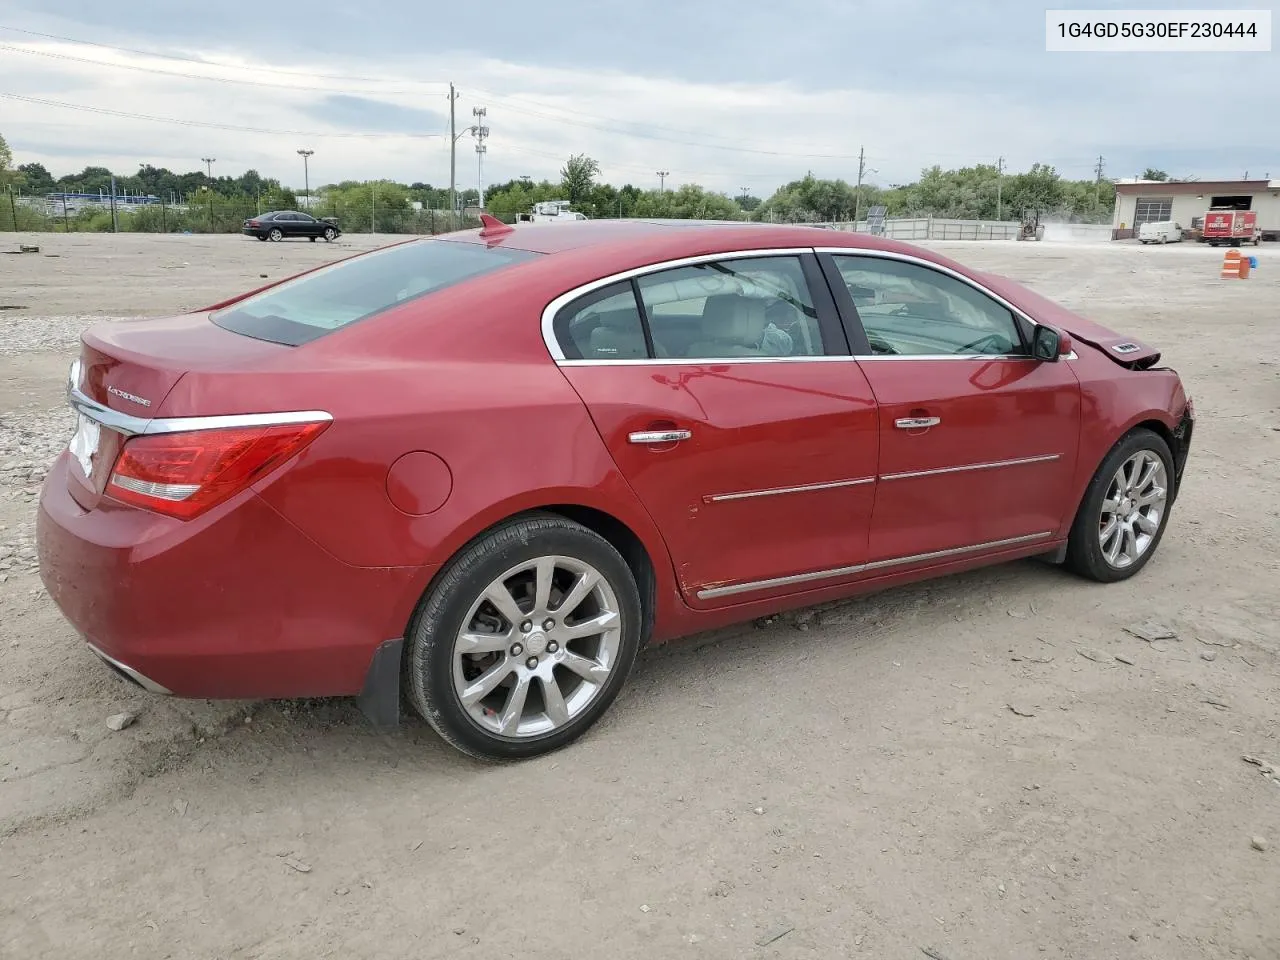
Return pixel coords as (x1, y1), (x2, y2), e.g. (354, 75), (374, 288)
(1065, 428), (1175, 583)
(323, 227), (337, 241)
(405, 514), (642, 761)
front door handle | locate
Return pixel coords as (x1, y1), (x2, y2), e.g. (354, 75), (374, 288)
(628, 429), (692, 444)
(895, 416), (941, 429)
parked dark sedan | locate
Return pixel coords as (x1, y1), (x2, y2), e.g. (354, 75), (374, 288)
(242, 210), (341, 242)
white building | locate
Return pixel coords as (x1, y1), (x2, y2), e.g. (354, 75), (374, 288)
(1112, 177), (1280, 240)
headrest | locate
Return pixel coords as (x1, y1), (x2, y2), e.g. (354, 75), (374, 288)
(700, 295), (767, 344)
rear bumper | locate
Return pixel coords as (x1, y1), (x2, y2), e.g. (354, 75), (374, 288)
(37, 452), (435, 700)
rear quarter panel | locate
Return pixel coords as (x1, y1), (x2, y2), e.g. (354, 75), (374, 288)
(239, 258), (689, 639)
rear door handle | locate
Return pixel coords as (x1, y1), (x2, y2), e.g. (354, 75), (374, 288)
(895, 416), (940, 429)
(628, 429), (692, 444)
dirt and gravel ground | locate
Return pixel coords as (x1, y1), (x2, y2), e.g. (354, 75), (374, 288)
(0, 231), (1277, 960)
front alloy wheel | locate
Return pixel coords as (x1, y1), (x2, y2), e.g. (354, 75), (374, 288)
(405, 514), (642, 760)
(1066, 428), (1175, 582)
(1097, 450), (1167, 570)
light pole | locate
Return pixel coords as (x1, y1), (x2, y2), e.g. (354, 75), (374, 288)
(740, 185), (750, 220)
(657, 170), (670, 192)
(471, 107), (488, 210)
(201, 157), (216, 230)
(297, 149), (314, 207)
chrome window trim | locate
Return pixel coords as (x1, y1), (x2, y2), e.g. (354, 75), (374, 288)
(696, 531), (1053, 599)
(879, 453), (1061, 482)
(540, 245), (1063, 366)
(555, 355), (860, 367)
(705, 476), (875, 503)
(814, 246), (1044, 357)
(67, 360), (333, 437)
(540, 247), (818, 363)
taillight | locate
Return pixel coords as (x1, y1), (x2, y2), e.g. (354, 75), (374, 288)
(106, 420), (329, 520)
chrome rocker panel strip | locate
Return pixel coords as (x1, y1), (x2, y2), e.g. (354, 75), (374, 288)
(696, 531), (1054, 600)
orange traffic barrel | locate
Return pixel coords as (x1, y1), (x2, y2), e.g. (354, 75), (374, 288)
(1221, 249), (1242, 279)
(1238, 253), (1251, 279)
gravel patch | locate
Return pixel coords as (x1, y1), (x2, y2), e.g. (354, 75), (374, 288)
(0, 315), (132, 358)
(0, 405), (75, 575)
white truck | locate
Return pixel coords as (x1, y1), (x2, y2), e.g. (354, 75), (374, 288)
(1137, 220), (1183, 244)
(518, 200), (587, 223)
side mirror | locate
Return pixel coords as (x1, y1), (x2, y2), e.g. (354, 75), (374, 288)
(1032, 325), (1071, 361)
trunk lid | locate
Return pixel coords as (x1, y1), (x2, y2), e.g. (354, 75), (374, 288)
(979, 272), (1163, 370)
(68, 313), (289, 509)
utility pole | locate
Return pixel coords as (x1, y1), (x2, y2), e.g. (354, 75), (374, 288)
(1093, 154), (1105, 208)
(297, 149), (314, 206)
(854, 146), (866, 225)
(657, 170), (670, 192)
(741, 185), (749, 221)
(448, 83), (459, 225)
(202, 157), (216, 231)
(472, 107), (488, 209)
(996, 156), (1005, 221)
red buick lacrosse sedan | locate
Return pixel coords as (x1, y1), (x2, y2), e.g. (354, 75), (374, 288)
(37, 218), (1193, 759)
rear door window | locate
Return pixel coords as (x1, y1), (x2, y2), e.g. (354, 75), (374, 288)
(212, 240), (540, 345)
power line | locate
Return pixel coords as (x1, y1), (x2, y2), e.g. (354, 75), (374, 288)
(1, 24), (864, 160)
(466, 88), (867, 159)
(0, 23), (448, 85)
(0, 42), (440, 94)
(2, 23), (853, 155)
(0, 92), (447, 139)
(464, 85), (804, 149)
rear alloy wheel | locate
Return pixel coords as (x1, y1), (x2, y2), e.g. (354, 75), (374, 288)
(405, 514), (642, 760)
(267, 228), (283, 241)
(1065, 428), (1174, 582)
(323, 227), (337, 241)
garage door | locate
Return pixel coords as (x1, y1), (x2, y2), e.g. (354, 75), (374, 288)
(1134, 196), (1173, 225)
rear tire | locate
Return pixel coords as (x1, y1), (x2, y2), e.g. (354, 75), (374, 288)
(256, 235), (266, 242)
(404, 514), (642, 761)
(268, 228), (283, 242)
(1065, 428), (1175, 583)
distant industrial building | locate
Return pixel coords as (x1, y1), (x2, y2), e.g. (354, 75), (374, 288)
(1112, 178), (1280, 241)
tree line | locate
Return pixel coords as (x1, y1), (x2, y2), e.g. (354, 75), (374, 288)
(3, 130), (1121, 234)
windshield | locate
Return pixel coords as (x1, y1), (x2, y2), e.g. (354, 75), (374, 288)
(212, 239), (541, 345)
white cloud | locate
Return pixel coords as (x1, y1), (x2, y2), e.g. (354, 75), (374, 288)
(2, 20), (1277, 196)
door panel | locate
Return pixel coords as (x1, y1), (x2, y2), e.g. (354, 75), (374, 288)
(859, 358), (1079, 561)
(550, 253), (877, 607)
(823, 252), (1081, 563)
(562, 359), (879, 604)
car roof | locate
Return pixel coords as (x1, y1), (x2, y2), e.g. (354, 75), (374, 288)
(434, 217), (966, 278)
(438, 217), (927, 258)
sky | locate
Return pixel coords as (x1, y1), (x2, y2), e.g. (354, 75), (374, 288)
(1, 0), (1277, 197)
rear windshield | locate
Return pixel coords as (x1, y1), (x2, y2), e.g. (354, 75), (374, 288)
(212, 239), (541, 345)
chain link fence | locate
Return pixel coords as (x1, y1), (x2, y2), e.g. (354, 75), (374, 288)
(1, 189), (478, 235)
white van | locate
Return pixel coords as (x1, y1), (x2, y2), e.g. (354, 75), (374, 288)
(1138, 221), (1183, 244)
